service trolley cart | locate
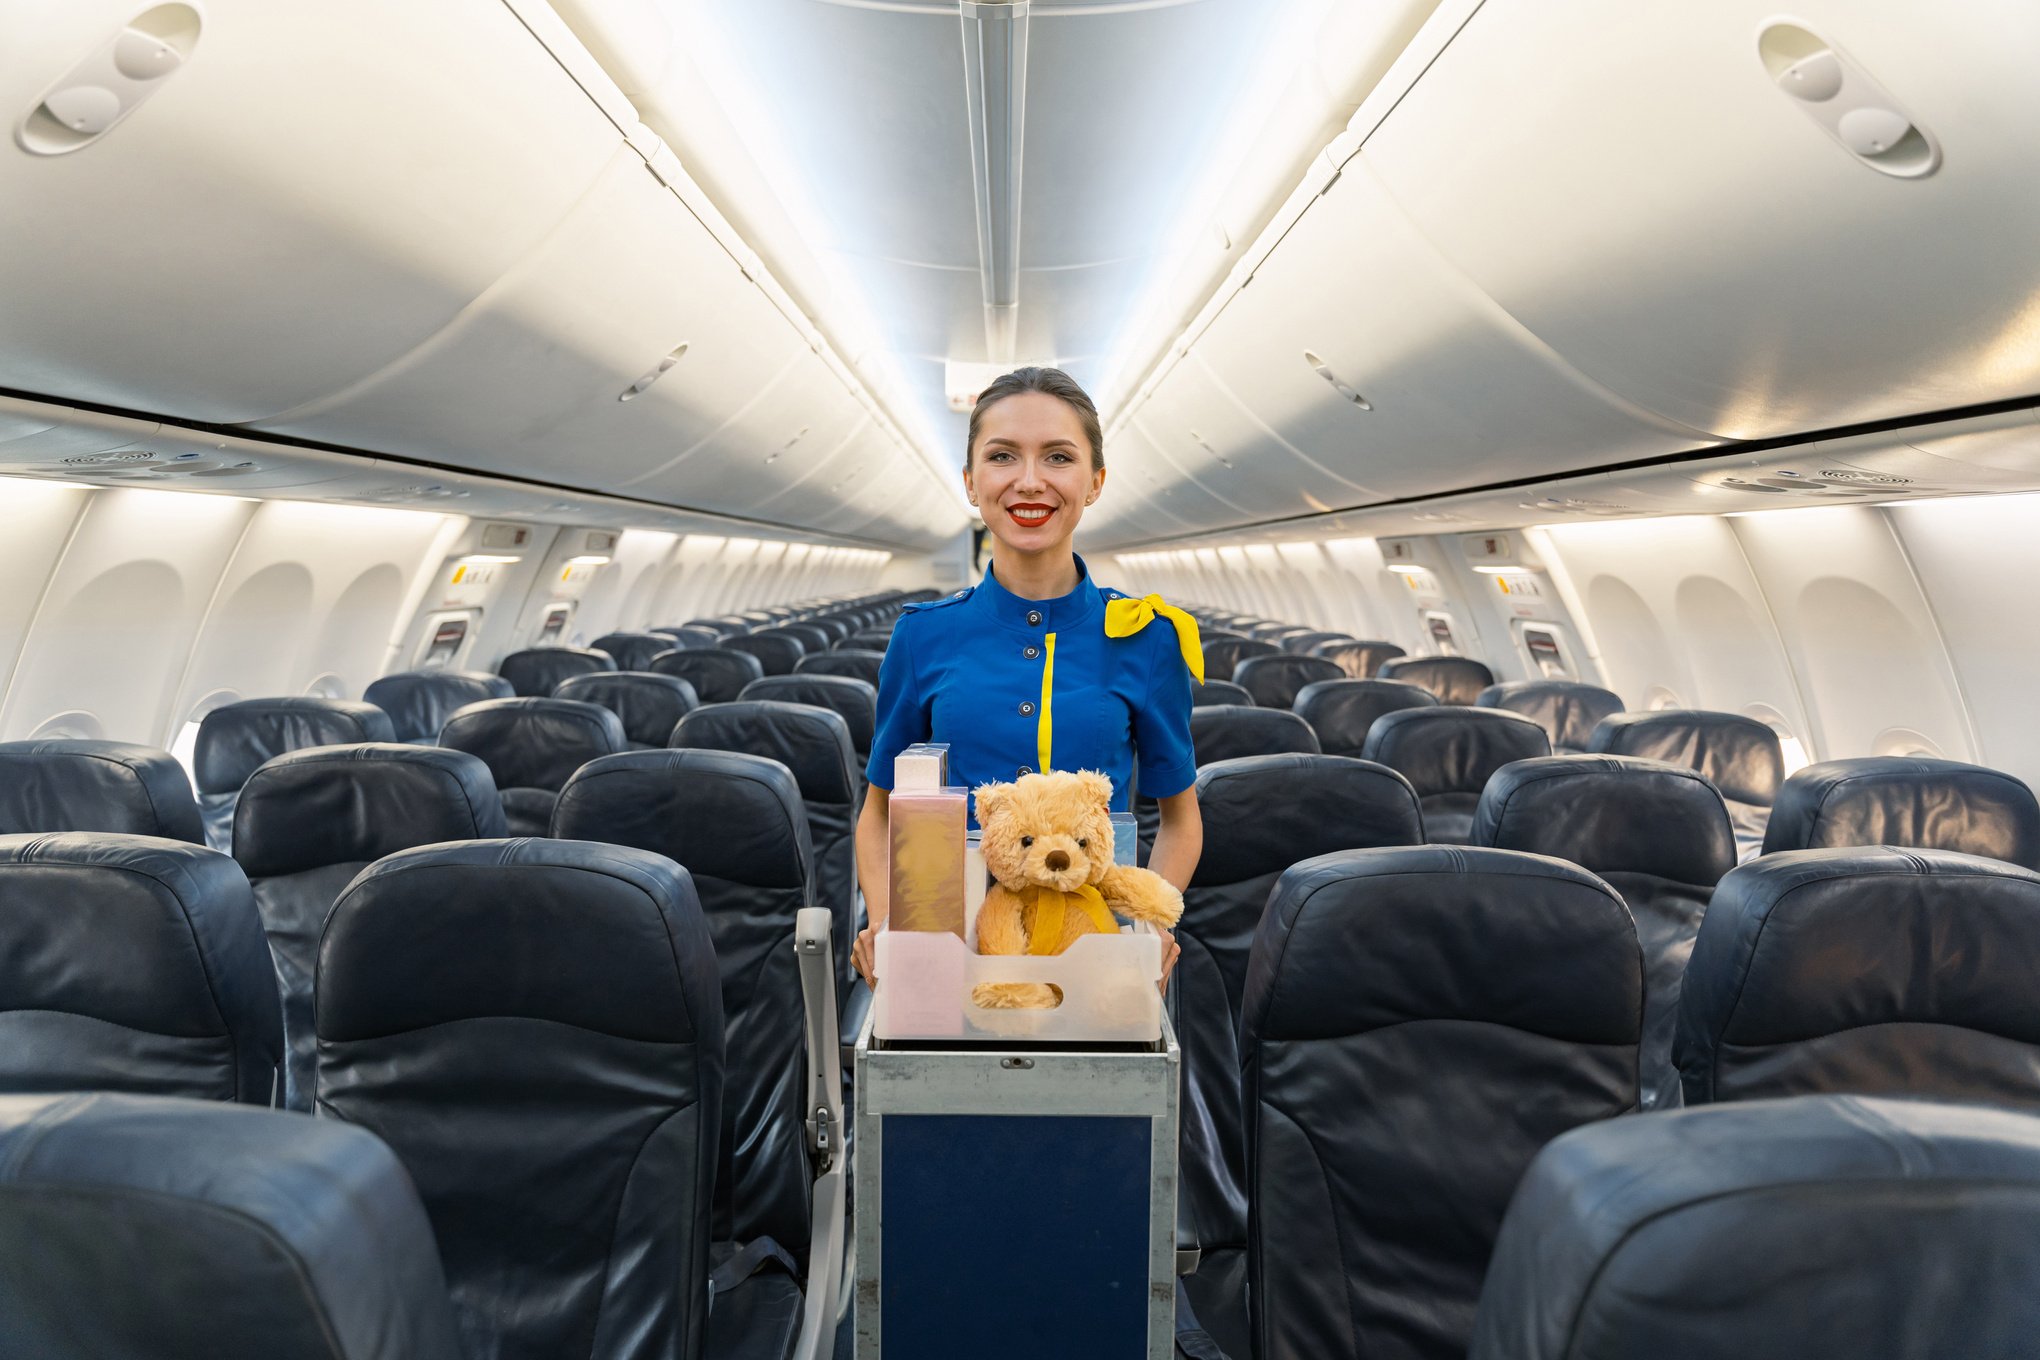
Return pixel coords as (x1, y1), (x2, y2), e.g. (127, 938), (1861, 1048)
(851, 1013), (1181, 1359)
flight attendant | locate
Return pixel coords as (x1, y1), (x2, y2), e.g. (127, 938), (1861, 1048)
(852, 366), (1202, 988)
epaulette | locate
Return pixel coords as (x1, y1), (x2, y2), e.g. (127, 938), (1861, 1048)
(900, 587), (975, 615)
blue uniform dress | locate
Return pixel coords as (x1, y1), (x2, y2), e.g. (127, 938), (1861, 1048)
(866, 555), (1196, 822)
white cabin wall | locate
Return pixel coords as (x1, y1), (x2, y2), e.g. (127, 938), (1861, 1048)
(575, 530), (681, 638)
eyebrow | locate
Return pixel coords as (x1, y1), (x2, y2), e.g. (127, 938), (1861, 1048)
(981, 437), (1079, 450)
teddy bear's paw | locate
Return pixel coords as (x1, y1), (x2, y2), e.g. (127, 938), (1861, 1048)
(970, 981), (1064, 1010)
(1099, 866), (1184, 928)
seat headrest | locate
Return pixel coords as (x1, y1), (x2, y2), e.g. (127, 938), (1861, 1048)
(553, 749), (814, 891)
(553, 671), (700, 748)
(1475, 755), (1735, 885)
(1361, 706), (1551, 797)
(794, 649), (885, 684)
(0, 832), (280, 1101)
(1314, 639), (1406, 679)
(1469, 1095), (2040, 1360)
(1206, 637), (1278, 680)
(647, 648), (768, 702)
(437, 697), (626, 792)
(739, 675), (878, 753)
(0, 739), (202, 843)
(1761, 756), (2040, 867)
(1190, 679), (1254, 707)
(1375, 656), (1496, 705)
(1232, 654), (1345, 707)
(1675, 847), (2040, 1105)
(194, 699), (397, 795)
(1188, 705), (1321, 766)
(362, 670), (513, 744)
(496, 646), (617, 698)
(318, 838), (718, 1048)
(588, 632), (677, 672)
(1245, 845), (1640, 1043)
(232, 744), (507, 879)
(1477, 680), (1624, 752)
(1192, 754), (1424, 885)
(1587, 709), (1783, 806)
(672, 700), (857, 805)
(0, 1091), (463, 1359)
(1293, 679), (1437, 756)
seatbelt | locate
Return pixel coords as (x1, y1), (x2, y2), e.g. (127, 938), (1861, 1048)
(1173, 1279), (1233, 1360)
(706, 1236), (800, 1313)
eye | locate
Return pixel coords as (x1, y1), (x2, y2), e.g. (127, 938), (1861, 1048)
(1077, 838), (1087, 848)
(1020, 836), (1034, 848)
(985, 449), (1015, 463)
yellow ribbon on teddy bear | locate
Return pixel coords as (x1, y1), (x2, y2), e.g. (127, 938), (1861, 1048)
(1021, 883), (1121, 956)
(1104, 593), (1205, 684)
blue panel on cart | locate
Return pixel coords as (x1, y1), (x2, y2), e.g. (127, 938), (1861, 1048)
(881, 1113), (1150, 1357)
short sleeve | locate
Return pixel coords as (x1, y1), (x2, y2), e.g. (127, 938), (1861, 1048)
(864, 622), (930, 789)
(1133, 638), (1196, 800)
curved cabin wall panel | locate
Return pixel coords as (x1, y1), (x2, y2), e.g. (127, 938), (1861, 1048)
(0, 0), (619, 423)
(1363, 0), (2040, 438)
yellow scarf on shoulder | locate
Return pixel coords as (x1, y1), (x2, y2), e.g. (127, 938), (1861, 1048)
(1020, 883), (1121, 955)
(1104, 593), (1205, 684)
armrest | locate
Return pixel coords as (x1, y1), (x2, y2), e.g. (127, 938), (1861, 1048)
(791, 907), (848, 1360)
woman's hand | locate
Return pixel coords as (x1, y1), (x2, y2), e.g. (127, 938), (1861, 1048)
(1159, 929), (1180, 995)
(853, 922), (879, 988)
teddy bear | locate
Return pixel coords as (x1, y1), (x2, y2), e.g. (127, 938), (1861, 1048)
(970, 769), (1183, 1010)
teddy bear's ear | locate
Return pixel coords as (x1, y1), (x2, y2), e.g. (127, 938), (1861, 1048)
(1076, 769), (1114, 809)
(973, 781), (1012, 824)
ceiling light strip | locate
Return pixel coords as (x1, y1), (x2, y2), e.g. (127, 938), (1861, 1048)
(960, 1), (1030, 362)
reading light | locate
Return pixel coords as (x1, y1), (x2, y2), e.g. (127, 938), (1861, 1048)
(1471, 565), (1520, 575)
(566, 555), (613, 566)
(461, 554), (523, 565)
(0, 475), (92, 490)
(960, 1), (1030, 361)
(1385, 564), (1427, 575)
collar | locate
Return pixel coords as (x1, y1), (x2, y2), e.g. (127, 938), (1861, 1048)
(971, 553), (1102, 634)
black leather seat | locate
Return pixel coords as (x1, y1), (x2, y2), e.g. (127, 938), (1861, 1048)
(742, 674), (879, 766)
(1205, 636), (1278, 682)
(1276, 630), (1353, 655)
(844, 628), (894, 652)
(1134, 707), (1321, 862)
(1477, 679), (1623, 753)
(684, 617), (748, 639)
(1588, 710), (1782, 860)
(1174, 754), (1425, 1359)
(1233, 653), (1344, 709)
(1191, 679), (1254, 708)
(655, 624), (725, 649)
(233, 744), (507, 1111)
(1246, 621), (1305, 641)
(1312, 638), (1407, 679)
(1676, 847), (2040, 1109)
(1474, 754), (1735, 1108)
(0, 833), (280, 1104)
(0, 739), (203, 842)
(497, 646), (617, 698)
(194, 699), (397, 850)
(438, 697), (626, 836)
(1243, 845), (1642, 1360)
(1363, 707), (1551, 844)
(1376, 656), (1497, 705)
(1294, 678), (1437, 757)
(0, 1091), (464, 1359)
(554, 671), (700, 750)
(727, 633), (805, 677)
(553, 751), (817, 1358)
(1760, 756), (2040, 868)
(1469, 1095), (2040, 1360)
(776, 623), (835, 654)
(589, 631), (679, 672)
(650, 647), (768, 702)
(794, 648), (885, 687)
(363, 670), (514, 744)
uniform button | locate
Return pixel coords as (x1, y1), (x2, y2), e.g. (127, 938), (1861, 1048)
(1018, 766), (1033, 777)
(1019, 701), (1035, 716)
(1025, 646), (1039, 659)
(1026, 610), (1043, 626)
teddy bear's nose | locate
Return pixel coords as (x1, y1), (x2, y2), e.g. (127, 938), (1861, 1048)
(1044, 849), (1071, 873)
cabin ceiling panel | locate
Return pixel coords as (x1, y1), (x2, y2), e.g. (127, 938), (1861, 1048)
(1363, 0), (2040, 440)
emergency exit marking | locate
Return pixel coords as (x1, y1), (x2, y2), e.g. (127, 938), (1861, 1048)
(452, 565), (465, 584)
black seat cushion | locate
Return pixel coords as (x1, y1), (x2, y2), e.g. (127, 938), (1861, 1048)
(1174, 755), (1425, 1259)
(0, 833), (281, 1104)
(1589, 709), (1783, 858)
(844, 628), (894, 652)
(1294, 679), (1437, 758)
(1474, 755), (1734, 1109)
(649, 648), (769, 702)
(1233, 654), (1345, 709)
(1191, 680), (1254, 708)
(794, 649), (885, 687)
(1244, 845), (1642, 1360)
(1676, 847), (2040, 1109)
(553, 750), (815, 1260)
(775, 623), (834, 654)
(497, 646), (617, 698)
(1469, 1095), (2040, 1360)
(555, 671), (701, 749)
(741, 674), (879, 763)
(1362, 707), (1551, 844)
(0, 1091), (464, 1359)
(234, 745), (507, 1112)
(363, 670), (514, 744)
(1277, 631), (1354, 655)
(1375, 656), (1496, 705)
(731, 631), (809, 677)
(0, 739), (203, 842)
(1760, 756), (2040, 868)
(1476, 680), (1623, 753)
(1313, 639), (1407, 679)
(439, 698), (627, 837)
(589, 632), (678, 672)
(316, 839), (723, 1360)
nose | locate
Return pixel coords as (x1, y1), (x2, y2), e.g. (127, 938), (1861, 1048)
(1044, 850), (1070, 873)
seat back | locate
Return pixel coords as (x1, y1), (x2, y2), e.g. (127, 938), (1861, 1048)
(589, 631), (678, 672)
(844, 627), (895, 652)
(233, 745), (507, 1111)
(794, 648), (885, 687)
(1293, 679), (1437, 757)
(1469, 1096), (2040, 1360)
(0, 739), (202, 842)
(1589, 709), (1783, 857)
(364, 670), (515, 744)
(316, 839), (723, 1360)
(1677, 847), (2040, 1109)
(1760, 756), (2040, 867)
(1362, 707), (1551, 843)
(552, 750), (815, 1257)
(1245, 845), (1642, 1360)
(1191, 679), (1254, 708)
(0, 834), (280, 1104)
(649, 647), (768, 702)
(1313, 638), (1407, 679)
(1204, 636), (1277, 681)
(725, 632), (805, 677)
(1375, 655), (1496, 705)
(1276, 630), (1353, 655)
(1176, 755), (1425, 1254)
(0, 1091), (463, 1360)
(554, 671), (700, 749)
(497, 646), (617, 698)
(776, 622), (835, 654)
(742, 674), (879, 765)
(1188, 705), (1321, 765)
(1474, 755), (1735, 1108)
(1476, 680), (1623, 753)
(438, 698), (626, 836)
(654, 624), (725, 649)
(194, 699), (397, 849)
(1233, 653), (1344, 709)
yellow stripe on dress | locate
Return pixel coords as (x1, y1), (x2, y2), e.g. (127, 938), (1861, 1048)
(1038, 632), (1056, 772)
